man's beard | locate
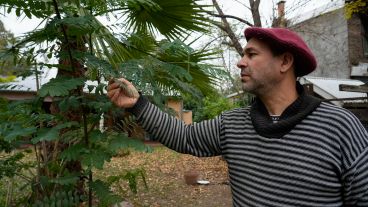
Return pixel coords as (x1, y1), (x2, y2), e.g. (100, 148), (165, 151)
(241, 78), (265, 96)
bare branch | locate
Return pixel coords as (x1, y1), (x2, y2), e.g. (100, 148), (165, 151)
(233, 0), (251, 10)
(200, 34), (229, 51)
(206, 11), (253, 26)
(211, 0), (244, 56)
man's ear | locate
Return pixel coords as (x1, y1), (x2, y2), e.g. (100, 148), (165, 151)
(280, 52), (294, 73)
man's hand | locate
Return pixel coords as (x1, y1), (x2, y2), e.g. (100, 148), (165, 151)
(107, 78), (139, 108)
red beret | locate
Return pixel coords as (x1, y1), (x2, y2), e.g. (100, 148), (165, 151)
(244, 27), (317, 77)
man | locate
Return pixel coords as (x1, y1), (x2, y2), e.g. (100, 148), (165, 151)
(107, 27), (368, 206)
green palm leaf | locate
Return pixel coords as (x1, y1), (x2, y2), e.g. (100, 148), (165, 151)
(122, 0), (210, 39)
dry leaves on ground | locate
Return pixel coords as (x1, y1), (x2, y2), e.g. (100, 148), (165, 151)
(95, 145), (232, 207)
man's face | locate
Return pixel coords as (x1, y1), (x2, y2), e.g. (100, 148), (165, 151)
(237, 38), (283, 95)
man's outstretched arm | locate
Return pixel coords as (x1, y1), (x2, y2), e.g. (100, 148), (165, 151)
(107, 78), (222, 157)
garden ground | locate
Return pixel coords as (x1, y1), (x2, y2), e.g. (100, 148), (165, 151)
(95, 144), (232, 207)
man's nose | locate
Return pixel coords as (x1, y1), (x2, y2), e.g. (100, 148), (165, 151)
(237, 56), (247, 69)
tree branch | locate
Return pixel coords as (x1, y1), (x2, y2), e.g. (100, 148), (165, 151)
(249, 0), (262, 27)
(200, 34), (229, 51)
(205, 11), (253, 26)
(52, 0), (75, 72)
(211, 0), (244, 56)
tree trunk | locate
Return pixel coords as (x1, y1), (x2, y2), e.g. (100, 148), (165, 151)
(32, 1), (89, 200)
(249, 0), (262, 27)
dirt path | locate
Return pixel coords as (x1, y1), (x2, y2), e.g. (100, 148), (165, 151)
(96, 146), (232, 207)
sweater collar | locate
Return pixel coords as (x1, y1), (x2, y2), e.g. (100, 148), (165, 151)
(250, 82), (321, 138)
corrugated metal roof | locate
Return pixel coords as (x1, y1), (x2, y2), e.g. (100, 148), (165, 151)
(300, 76), (367, 106)
(0, 69), (101, 93)
(0, 69), (57, 92)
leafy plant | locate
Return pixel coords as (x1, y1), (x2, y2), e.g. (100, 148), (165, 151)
(107, 168), (148, 194)
(32, 190), (84, 207)
(0, 0), (227, 206)
(0, 20), (31, 77)
(345, 0), (368, 18)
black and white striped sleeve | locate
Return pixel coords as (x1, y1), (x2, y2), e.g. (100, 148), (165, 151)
(343, 148), (368, 206)
(128, 96), (222, 157)
(337, 109), (368, 206)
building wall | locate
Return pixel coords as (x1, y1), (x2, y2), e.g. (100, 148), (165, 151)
(166, 98), (193, 124)
(291, 8), (350, 79)
(167, 98), (183, 120)
(182, 111), (193, 125)
(347, 14), (368, 66)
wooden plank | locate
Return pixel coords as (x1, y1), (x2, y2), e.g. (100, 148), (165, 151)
(339, 84), (368, 93)
(344, 102), (368, 108)
(322, 97), (368, 102)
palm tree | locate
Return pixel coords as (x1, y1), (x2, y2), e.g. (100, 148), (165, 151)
(0, 0), (225, 205)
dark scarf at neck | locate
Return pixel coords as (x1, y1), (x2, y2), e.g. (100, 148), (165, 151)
(250, 82), (321, 138)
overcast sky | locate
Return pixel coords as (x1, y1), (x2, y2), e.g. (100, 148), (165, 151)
(0, 0), (345, 87)
(0, 0), (344, 37)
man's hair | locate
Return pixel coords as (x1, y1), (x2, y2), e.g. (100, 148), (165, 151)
(257, 37), (296, 77)
(267, 41), (288, 57)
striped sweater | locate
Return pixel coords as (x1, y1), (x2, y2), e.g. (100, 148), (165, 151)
(129, 94), (368, 206)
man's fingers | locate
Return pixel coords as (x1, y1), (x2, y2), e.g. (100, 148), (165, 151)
(110, 89), (121, 103)
(107, 88), (120, 99)
(117, 78), (133, 86)
(107, 77), (138, 107)
(107, 82), (120, 91)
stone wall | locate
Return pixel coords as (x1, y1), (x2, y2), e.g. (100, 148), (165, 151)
(291, 8), (350, 79)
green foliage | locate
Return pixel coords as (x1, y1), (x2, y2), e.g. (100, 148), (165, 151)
(38, 77), (86, 97)
(0, 99), (40, 143)
(82, 148), (112, 170)
(123, 0), (209, 39)
(0, 0), (225, 206)
(32, 190), (83, 207)
(0, 75), (16, 83)
(108, 135), (153, 153)
(90, 180), (122, 206)
(0, 149), (35, 206)
(2, 0), (53, 19)
(31, 121), (79, 144)
(0, 176), (32, 206)
(0, 20), (30, 76)
(202, 95), (239, 119)
(49, 173), (80, 185)
(184, 93), (240, 122)
(345, 0), (368, 18)
(0, 152), (26, 179)
(107, 168), (148, 194)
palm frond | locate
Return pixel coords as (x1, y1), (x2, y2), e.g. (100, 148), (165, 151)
(121, 0), (210, 39)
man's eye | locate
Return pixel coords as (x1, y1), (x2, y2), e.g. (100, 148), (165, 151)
(248, 53), (256, 57)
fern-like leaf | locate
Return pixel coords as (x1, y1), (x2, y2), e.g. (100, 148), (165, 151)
(81, 148), (112, 170)
(90, 179), (122, 206)
(31, 121), (79, 144)
(38, 77), (85, 97)
(108, 134), (152, 153)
